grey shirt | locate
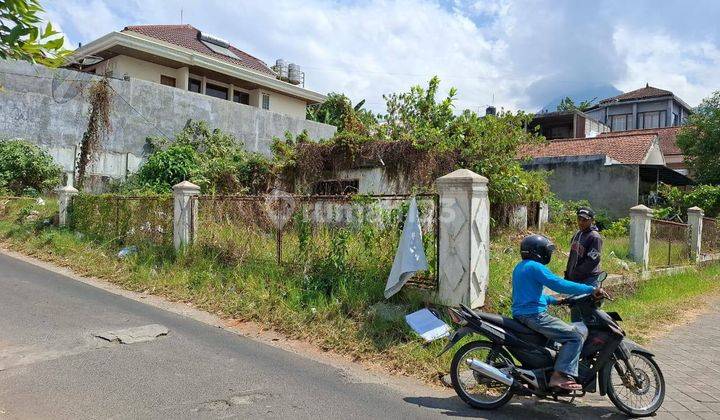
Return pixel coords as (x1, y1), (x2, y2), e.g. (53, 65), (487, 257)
(565, 226), (602, 282)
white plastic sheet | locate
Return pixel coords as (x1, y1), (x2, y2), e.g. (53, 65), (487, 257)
(384, 197), (429, 299)
(405, 308), (451, 342)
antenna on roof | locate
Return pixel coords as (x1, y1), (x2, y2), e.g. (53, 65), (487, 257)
(180, 8), (183, 24)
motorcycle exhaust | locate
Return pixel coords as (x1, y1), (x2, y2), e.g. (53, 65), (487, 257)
(465, 359), (514, 386)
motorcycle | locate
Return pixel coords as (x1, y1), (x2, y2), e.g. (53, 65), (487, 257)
(438, 272), (665, 417)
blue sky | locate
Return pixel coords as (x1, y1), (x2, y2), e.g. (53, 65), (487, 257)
(43, 0), (720, 112)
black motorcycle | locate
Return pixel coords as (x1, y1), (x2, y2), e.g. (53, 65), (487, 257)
(440, 273), (665, 417)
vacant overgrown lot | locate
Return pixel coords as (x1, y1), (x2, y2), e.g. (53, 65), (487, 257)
(0, 197), (717, 382)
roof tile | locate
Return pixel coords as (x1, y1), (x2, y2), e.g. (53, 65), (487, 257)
(519, 132), (658, 164)
(599, 84), (673, 104)
(122, 24), (276, 77)
(597, 127), (682, 156)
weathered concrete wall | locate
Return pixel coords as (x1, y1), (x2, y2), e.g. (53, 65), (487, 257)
(0, 59), (335, 181)
(524, 156), (639, 219)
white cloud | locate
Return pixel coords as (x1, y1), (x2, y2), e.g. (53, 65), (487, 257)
(614, 26), (720, 107)
(40, 0), (720, 112)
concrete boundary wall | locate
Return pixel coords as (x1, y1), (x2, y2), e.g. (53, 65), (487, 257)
(0, 60), (336, 182)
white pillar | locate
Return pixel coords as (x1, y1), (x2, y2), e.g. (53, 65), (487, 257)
(538, 201), (549, 232)
(687, 206), (704, 262)
(173, 181), (200, 250)
(629, 204), (652, 270)
(435, 169), (490, 309)
(55, 185), (78, 227)
(176, 67), (189, 90)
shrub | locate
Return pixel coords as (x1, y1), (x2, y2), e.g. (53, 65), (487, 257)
(132, 120), (274, 194)
(602, 217), (629, 238)
(0, 140), (62, 195)
(135, 144), (201, 192)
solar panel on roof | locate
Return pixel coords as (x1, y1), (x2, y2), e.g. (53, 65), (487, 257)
(201, 40), (242, 60)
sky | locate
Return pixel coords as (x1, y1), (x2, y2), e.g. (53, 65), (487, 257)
(42, 0), (720, 113)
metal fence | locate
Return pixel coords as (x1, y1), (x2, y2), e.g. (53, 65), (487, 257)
(193, 193), (439, 289)
(649, 219), (691, 268)
(70, 195), (173, 247)
(700, 217), (720, 255)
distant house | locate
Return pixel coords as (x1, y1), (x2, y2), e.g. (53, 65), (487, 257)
(585, 84), (692, 132)
(520, 132), (692, 218)
(68, 24), (325, 118)
(596, 127), (686, 174)
(529, 110), (610, 140)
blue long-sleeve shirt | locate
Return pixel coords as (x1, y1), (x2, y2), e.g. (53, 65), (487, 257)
(511, 260), (595, 317)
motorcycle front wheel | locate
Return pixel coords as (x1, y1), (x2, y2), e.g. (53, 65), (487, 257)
(450, 340), (515, 410)
(607, 352), (665, 417)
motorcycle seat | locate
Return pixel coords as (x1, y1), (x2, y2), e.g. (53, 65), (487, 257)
(473, 311), (537, 335)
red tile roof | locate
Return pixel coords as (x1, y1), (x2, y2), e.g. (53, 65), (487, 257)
(599, 84), (673, 104)
(598, 127), (682, 156)
(519, 132), (658, 164)
(122, 24), (276, 77)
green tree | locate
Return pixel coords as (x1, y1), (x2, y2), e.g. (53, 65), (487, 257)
(0, 0), (69, 67)
(306, 92), (377, 131)
(0, 139), (62, 195)
(677, 91), (720, 184)
(556, 96), (597, 112)
(380, 76), (456, 150)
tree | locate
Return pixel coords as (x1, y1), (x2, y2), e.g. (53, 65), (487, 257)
(0, 0), (69, 67)
(306, 92), (377, 131)
(677, 91), (720, 184)
(556, 96), (597, 112)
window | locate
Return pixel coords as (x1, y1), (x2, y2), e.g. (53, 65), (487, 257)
(233, 90), (250, 105)
(188, 78), (202, 93)
(262, 93), (270, 110)
(637, 111), (666, 129)
(610, 114), (631, 131)
(205, 83), (228, 100)
(673, 113), (679, 126)
(160, 75), (176, 87)
(312, 179), (359, 195)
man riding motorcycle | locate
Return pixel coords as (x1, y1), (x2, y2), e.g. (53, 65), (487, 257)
(512, 234), (604, 391)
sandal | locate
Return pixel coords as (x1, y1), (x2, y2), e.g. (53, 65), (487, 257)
(549, 374), (582, 391)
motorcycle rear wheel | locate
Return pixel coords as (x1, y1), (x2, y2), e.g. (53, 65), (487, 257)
(450, 340), (515, 410)
(607, 352), (665, 417)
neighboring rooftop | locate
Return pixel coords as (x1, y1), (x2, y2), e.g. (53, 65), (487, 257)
(122, 24), (276, 77)
(597, 126), (682, 156)
(599, 83), (673, 104)
(519, 132), (659, 164)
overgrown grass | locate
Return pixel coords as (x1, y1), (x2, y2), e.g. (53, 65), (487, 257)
(0, 203), (717, 383)
(603, 264), (720, 343)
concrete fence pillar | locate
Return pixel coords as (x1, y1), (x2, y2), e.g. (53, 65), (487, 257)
(629, 204), (652, 270)
(687, 206), (704, 263)
(510, 204), (528, 231)
(435, 169), (490, 309)
(55, 185), (78, 227)
(538, 201), (549, 232)
(173, 181), (200, 250)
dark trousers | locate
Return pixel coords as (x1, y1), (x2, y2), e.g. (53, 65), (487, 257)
(570, 274), (600, 322)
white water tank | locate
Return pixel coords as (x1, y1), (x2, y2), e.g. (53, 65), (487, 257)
(288, 63), (303, 85)
(275, 59), (288, 80)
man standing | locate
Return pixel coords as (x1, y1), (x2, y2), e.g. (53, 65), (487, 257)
(565, 207), (603, 287)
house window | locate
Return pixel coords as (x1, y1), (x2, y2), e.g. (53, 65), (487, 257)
(233, 90), (250, 105)
(262, 93), (270, 110)
(610, 114), (631, 131)
(672, 113), (679, 126)
(205, 83), (228, 100)
(312, 179), (359, 195)
(160, 75), (176, 87)
(637, 111), (666, 129)
(188, 78), (202, 93)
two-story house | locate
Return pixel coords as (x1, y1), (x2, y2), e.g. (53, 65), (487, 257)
(585, 84), (692, 131)
(69, 24), (326, 119)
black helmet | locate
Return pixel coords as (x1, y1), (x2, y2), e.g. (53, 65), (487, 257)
(520, 234), (556, 265)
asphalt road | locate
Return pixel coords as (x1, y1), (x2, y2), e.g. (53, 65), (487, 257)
(0, 252), (623, 419)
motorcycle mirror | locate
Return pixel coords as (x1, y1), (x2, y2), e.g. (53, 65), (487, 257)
(597, 271), (608, 284)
